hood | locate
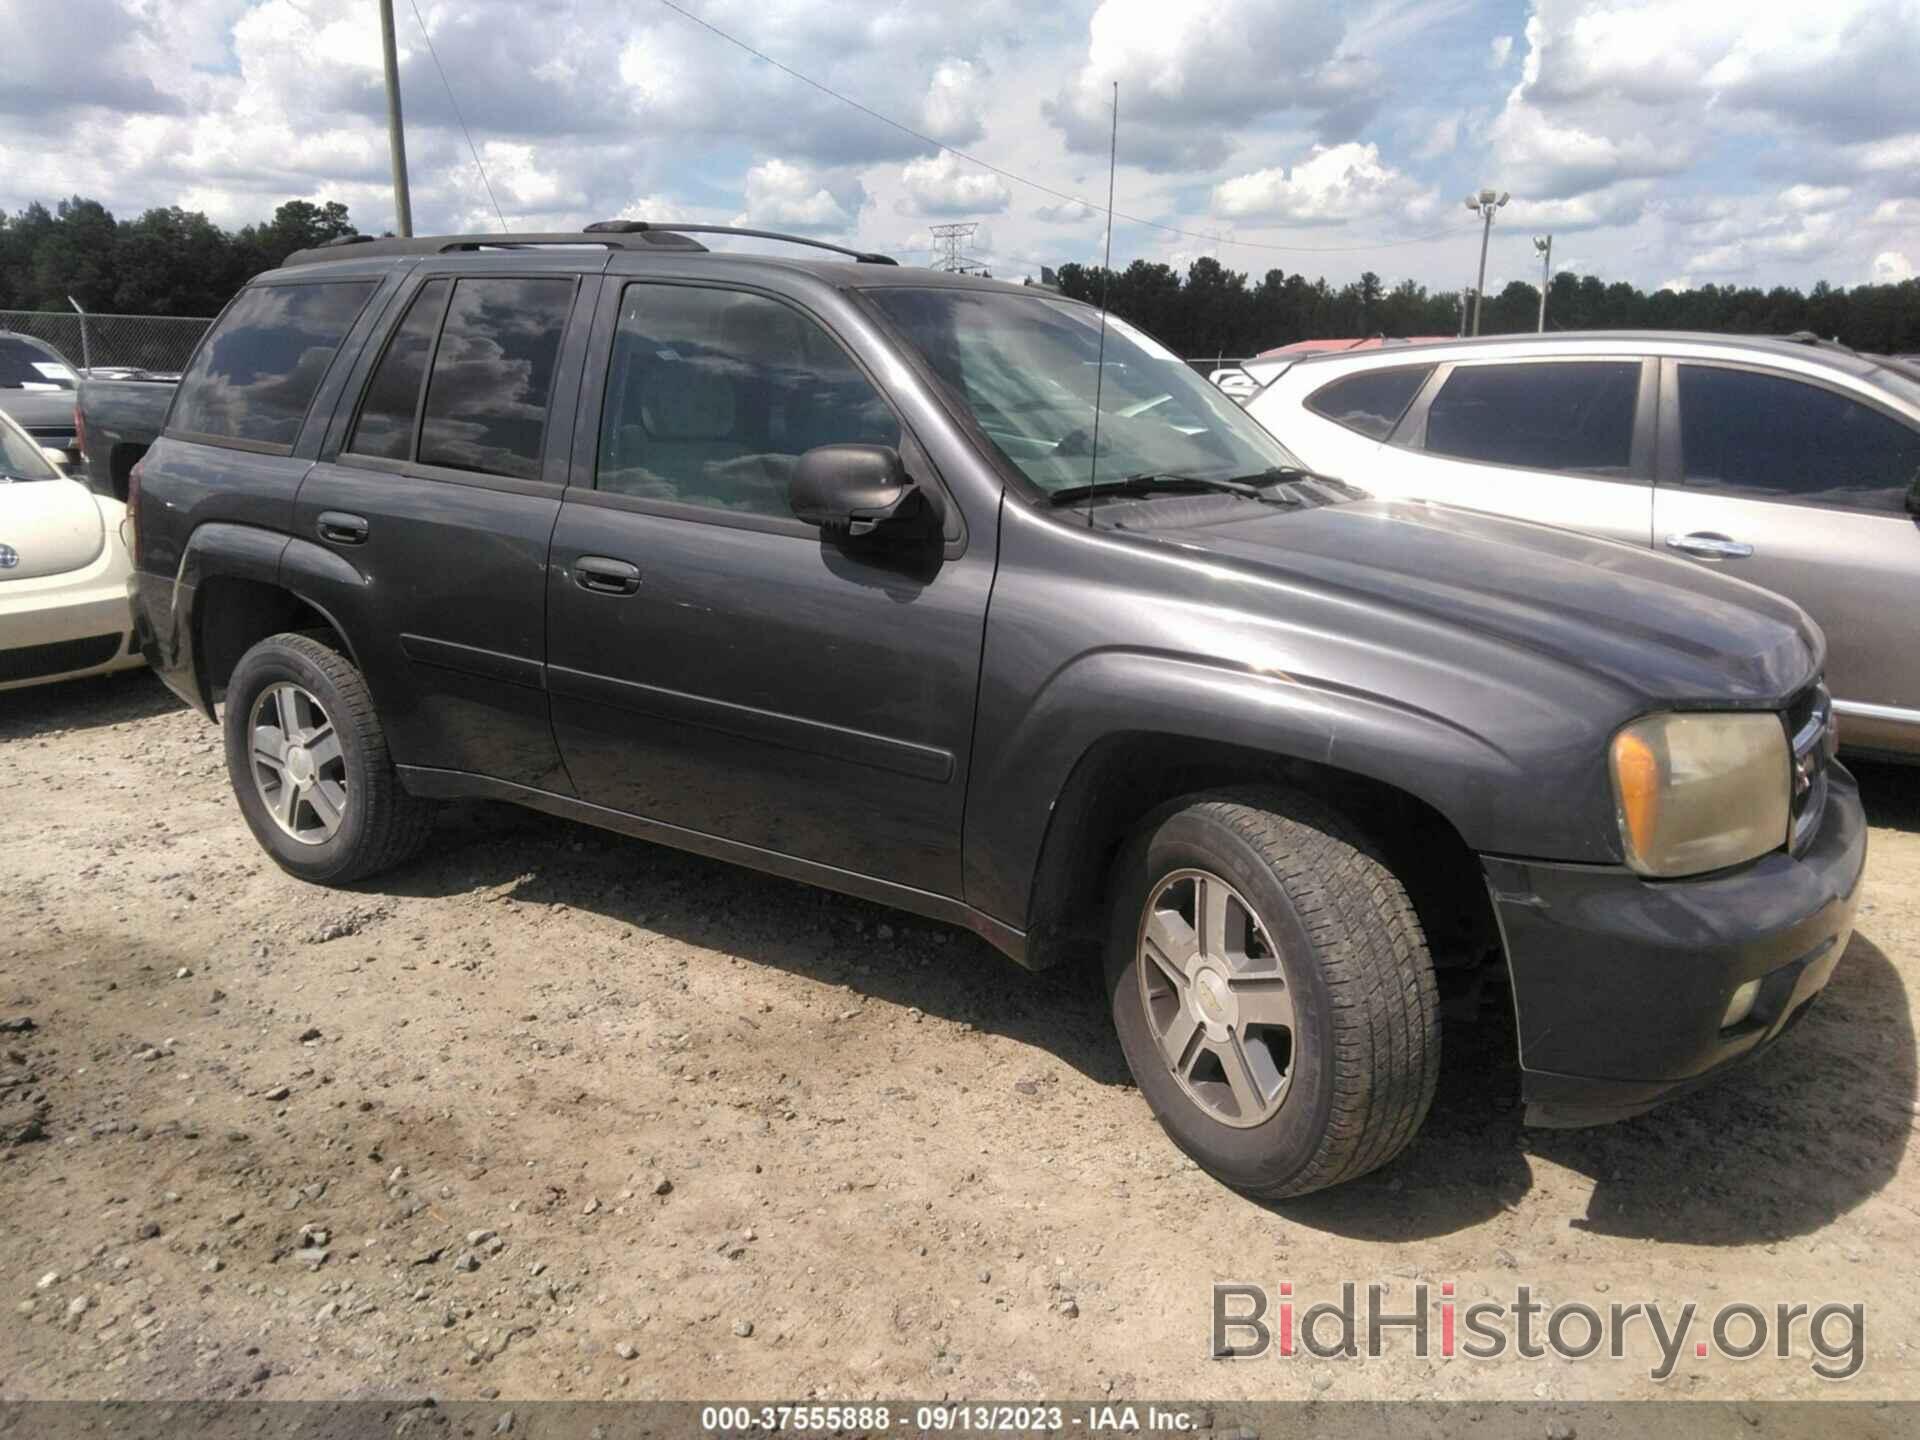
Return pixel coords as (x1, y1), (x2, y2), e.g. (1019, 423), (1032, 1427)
(0, 476), (106, 579)
(1156, 497), (1820, 706)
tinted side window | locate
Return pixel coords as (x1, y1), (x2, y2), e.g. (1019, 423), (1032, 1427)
(347, 279), (450, 460)
(172, 281), (377, 448)
(1677, 365), (1920, 514)
(596, 285), (900, 517)
(1425, 361), (1639, 474)
(417, 277), (575, 481)
(1306, 366), (1432, 441)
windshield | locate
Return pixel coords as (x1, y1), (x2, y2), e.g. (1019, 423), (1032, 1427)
(0, 417), (59, 480)
(863, 288), (1302, 496)
(0, 337), (78, 391)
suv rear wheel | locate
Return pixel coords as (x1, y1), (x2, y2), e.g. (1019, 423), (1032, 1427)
(1105, 787), (1439, 1198)
(222, 633), (434, 884)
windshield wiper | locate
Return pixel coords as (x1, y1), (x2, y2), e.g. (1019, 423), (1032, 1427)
(1046, 472), (1300, 507)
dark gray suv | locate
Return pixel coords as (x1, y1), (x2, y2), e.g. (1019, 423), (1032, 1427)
(126, 223), (1864, 1198)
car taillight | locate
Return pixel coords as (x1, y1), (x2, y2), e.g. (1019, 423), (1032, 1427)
(125, 457), (145, 567)
(73, 403), (88, 462)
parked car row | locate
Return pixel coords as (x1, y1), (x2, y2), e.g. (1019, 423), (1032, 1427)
(1230, 331), (1920, 759)
(100, 223), (1862, 1200)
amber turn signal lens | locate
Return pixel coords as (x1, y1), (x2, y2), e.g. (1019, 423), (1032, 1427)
(1611, 727), (1662, 863)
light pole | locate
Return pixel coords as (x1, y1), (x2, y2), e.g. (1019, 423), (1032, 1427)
(1533, 234), (1552, 332)
(1462, 188), (1508, 336)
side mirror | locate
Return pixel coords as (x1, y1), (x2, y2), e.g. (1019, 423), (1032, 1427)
(790, 444), (936, 542)
(41, 446), (69, 469)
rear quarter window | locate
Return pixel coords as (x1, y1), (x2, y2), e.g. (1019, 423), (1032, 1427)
(1304, 366), (1433, 440)
(171, 280), (377, 450)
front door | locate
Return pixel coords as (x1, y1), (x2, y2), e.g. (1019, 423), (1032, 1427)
(544, 279), (993, 895)
(1385, 356), (1656, 547)
(1654, 359), (1920, 751)
(297, 262), (597, 789)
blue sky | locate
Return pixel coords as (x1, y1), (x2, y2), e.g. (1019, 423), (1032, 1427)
(1, 0), (1915, 301)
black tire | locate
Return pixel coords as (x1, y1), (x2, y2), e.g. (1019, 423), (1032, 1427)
(222, 632), (434, 885)
(1105, 786), (1439, 1198)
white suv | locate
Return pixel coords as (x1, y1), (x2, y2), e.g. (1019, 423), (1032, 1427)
(1240, 332), (1920, 760)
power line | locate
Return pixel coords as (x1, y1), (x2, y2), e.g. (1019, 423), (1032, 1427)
(408, 0), (508, 234)
(655, 0), (1474, 259)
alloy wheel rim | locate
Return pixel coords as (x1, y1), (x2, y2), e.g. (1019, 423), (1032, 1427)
(249, 682), (348, 846)
(1137, 868), (1296, 1128)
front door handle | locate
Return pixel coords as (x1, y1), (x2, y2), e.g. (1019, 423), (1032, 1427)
(574, 555), (641, 595)
(1665, 532), (1753, 561)
(317, 511), (369, 546)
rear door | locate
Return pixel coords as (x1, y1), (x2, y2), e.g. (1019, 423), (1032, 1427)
(1655, 359), (1920, 749)
(297, 258), (598, 790)
(544, 276), (993, 896)
(1380, 356), (1656, 546)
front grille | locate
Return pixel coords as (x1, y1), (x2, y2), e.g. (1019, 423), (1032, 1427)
(1785, 682), (1833, 852)
(0, 632), (124, 684)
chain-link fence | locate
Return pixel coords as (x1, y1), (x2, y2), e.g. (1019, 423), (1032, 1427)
(0, 310), (212, 375)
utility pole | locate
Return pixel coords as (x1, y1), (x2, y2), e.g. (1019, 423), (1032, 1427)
(1462, 188), (1508, 336)
(379, 0), (414, 237)
(929, 222), (985, 275)
(1533, 234), (1552, 332)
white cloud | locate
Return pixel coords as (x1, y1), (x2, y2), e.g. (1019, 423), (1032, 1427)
(1044, 0), (1383, 170)
(1490, 91), (1690, 199)
(921, 59), (989, 145)
(1778, 183), (1852, 213)
(1212, 142), (1436, 225)
(896, 153), (1011, 216)
(1488, 33), (1514, 67)
(1873, 251), (1915, 282)
(733, 159), (857, 233)
(1413, 112), (1461, 160)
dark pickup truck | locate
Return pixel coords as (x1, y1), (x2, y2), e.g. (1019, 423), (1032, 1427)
(74, 373), (178, 500)
(127, 224), (1864, 1198)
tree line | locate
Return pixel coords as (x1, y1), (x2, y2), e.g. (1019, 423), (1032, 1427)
(0, 196), (356, 316)
(1051, 256), (1920, 359)
(4, 194), (1918, 359)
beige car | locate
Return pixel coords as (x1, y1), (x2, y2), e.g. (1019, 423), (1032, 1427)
(1240, 331), (1920, 760)
(0, 408), (143, 690)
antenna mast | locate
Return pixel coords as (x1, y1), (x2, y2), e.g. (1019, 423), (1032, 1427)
(1086, 81), (1118, 526)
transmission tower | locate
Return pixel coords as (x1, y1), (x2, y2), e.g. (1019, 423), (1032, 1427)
(929, 222), (988, 275)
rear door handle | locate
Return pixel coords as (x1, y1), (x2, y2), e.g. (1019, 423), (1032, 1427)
(574, 555), (641, 595)
(317, 511), (369, 546)
(1664, 532), (1753, 560)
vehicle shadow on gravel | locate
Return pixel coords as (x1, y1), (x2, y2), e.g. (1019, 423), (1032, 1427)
(1851, 757), (1920, 834)
(383, 801), (1135, 1089)
(0, 669), (183, 740)
(1275, 933), (1913, 1246)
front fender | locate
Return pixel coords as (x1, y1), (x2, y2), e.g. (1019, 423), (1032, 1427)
(961, 648), (1539, 928)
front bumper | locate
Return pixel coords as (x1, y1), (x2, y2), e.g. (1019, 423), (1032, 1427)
(1484, 764), (1866, 1127)
(0, 533), (143, 690)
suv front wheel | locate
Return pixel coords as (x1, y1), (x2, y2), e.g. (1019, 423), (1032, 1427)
(1105, 787), (1440, 1198)
(222, 633), (434, 884)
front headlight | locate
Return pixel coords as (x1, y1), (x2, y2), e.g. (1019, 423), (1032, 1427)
(1609, 712), (1790, 878)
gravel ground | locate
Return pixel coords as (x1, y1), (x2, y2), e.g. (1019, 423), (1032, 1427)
(2, 669), (1916, 1403)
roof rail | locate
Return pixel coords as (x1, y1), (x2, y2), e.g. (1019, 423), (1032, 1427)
(283, 221), (899, 270)
(281, 229), (710, 268)
(582, 219), (897, 265)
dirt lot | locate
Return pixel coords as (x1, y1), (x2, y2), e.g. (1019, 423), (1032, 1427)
(2, 669), (1916, 1404)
